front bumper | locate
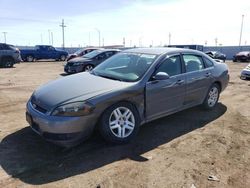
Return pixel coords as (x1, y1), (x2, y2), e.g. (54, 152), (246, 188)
(64, 64), (83, 74)
(241, 70), (250, 79)
(26, 100), (97, 147)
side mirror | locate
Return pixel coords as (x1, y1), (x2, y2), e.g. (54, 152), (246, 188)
(153, 72), (170, 80)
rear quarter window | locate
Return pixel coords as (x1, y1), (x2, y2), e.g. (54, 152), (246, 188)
(203, 57), (214, 68)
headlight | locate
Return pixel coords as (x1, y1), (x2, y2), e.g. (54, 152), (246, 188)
(73, 62), (83, 66)
(51, 102), (94, 117)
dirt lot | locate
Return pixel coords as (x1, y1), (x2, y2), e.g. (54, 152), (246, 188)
(0, 61), (249, 188)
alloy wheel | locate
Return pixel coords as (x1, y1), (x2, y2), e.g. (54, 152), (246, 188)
(109, 107), (135, 138)
(207, 87), (219, 107)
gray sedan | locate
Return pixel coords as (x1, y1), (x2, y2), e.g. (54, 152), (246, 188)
(26, 48), (229, 147)
(240, 63), (250, 80)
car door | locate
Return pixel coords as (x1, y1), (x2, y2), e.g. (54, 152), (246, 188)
(39, 46), (48, 59)
(182, 54), (213, 106)
(47, 46), (57, 59)
(146, 54), (186, 120)
(93, 52), (107, 66)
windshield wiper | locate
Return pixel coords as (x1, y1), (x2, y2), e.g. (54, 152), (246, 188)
(97, 74), (123, 81)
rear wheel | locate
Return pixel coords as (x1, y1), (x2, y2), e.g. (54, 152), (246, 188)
(3, 57), (14, 68)
(99, 102), (140, 144)
(84, 64), (94, 72)
(60, 55), (66, 61)
(26, 55), (34, 62)
(202, 83), (220, 110)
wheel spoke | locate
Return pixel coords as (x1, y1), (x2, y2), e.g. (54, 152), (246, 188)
(122, 126), (126, 137)
(126, 121), (134, 128)
(118, 126), (122, 137)
(125, 124), (133, 130)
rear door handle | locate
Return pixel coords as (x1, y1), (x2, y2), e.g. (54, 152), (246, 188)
(205, 72), (211, 77)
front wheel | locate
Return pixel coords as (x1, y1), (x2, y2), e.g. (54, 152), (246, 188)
(84, 64), (94, 72)
(202, 83), (220, 110)
(99, 102), (140, 144)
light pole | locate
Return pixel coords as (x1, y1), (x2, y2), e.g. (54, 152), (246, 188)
(2, 32), (7, 43)
(168, 32), (171, 45)
(51, 31), (54, 46)
(239, 14), (244, 46)
(41, 34), (43, 44)
(95, 28), (101, 47)
(48, 29), (51, 45)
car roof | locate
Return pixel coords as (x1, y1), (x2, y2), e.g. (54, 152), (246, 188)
(123, 47), (203, 55)
(97, 48), (121, 52)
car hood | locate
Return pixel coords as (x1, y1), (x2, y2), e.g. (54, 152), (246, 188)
(68, 57), (91, 63)
(31, 72), (132, 112)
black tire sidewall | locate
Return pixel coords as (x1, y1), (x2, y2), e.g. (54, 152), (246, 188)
(4, 58), (14, 68)
(202, 84), (220, 110)
(99, 102), (140, 144)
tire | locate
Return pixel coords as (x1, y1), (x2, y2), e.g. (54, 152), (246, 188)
(3, 57), (14, 68)
(26, 55), (34, 62)
(202, 83), (220, 110)
(60, 55), (66, 61)
(84, 64), (94, 72)
(99, 102), (140, 144)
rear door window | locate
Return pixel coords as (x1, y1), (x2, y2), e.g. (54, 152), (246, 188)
(183, 54), (204, 72)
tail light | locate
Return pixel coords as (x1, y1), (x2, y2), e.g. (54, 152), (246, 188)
(15, 48), (20, 54)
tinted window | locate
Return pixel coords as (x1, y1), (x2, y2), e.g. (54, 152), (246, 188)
(155, 55), (182, 77)
(183, 54), (204, 72)
(105, 51), (115, 58)
(203, 57), (214, 68)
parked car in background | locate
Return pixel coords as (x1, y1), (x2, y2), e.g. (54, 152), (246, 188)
(64, 49), (120, 73)
(26, 48), (229, 147)
(240, 63), (250, 80)
(205, 51), (226, 62)
(20, 45), (68, 62)
(233, 51), (250, 62)
(67, 47), (102, 61)
(0, 43), (22, 68)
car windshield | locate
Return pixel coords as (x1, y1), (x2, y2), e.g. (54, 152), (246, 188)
(83, 50), (102, 58)
(92, 52), (157, 82)
(75, 49), (83, 55)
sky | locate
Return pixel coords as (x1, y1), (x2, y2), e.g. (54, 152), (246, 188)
(0, 0), (249, 47)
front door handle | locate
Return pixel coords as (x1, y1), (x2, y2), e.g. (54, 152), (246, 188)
(175, 79), (185, 85)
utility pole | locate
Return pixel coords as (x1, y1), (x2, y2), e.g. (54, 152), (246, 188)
(95, 28), (101, 47)
(60, 19), (66, 49)
(51, 31), (54, 46)
(102, 38), (104, 47)
(168, 32), (171, 45)
(215, 37), (218, 46)
(2, 32), (7, 43)
(48, 29), (51, 45)
(239, 14), (244, 46)
(41, 34), (43, 44)
(123, 37), (125, 47)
